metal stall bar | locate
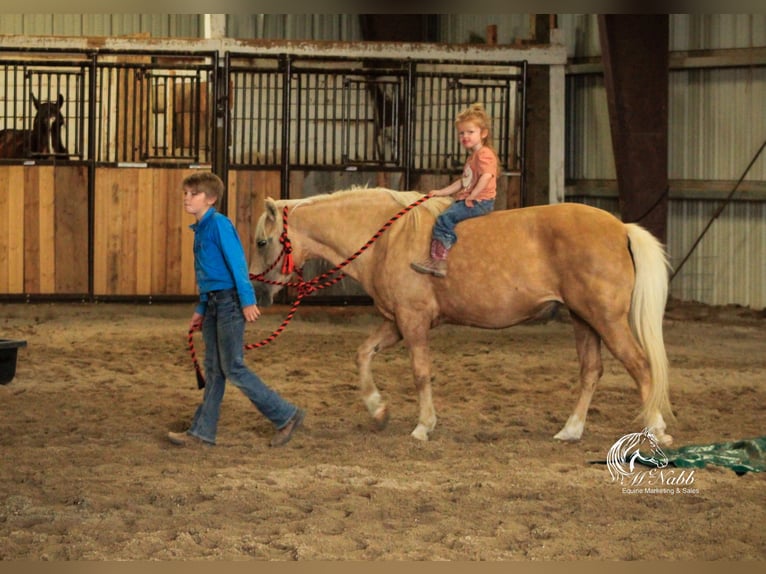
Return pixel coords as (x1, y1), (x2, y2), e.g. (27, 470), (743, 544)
(93, 52), (216, 167)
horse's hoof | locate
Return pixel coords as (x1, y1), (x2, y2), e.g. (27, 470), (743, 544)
(553, 415), (584, 442)
(657, 433), (673, 447)
(372, 406), (390, 431)
(411, 425), (429, 441)
(553, 429), (582, 442)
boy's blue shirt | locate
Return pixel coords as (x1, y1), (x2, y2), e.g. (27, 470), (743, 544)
(191, 207), (256, 315)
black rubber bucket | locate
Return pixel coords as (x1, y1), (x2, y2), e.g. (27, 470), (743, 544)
(0, 339), (27, 385)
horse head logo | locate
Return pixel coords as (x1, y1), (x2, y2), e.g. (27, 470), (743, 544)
(606, 427), (669, 483)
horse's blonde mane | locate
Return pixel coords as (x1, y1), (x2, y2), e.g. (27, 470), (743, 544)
(291, 186), (452, 220)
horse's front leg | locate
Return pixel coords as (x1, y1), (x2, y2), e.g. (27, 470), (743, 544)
(356, 319), (402, 430)
(409, 343), (435, 441)
(398, 316), (436, 441)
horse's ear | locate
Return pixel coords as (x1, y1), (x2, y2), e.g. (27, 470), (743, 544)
(264, 197), (279, 224)
(31, 93), (39, 109)
(57, 94), (64, 108)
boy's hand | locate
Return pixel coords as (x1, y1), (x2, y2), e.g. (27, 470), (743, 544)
(190, 312), (204, 331)
(243, 304), (261, 322)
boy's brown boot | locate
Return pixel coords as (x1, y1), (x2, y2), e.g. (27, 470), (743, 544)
(167, 431), (212, 447)
(270, 408), (306, 447)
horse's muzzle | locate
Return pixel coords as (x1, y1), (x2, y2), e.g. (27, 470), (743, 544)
(253, 282), (273, 307)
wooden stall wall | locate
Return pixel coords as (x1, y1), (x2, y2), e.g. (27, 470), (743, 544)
(93, 167), (199, 297)
(0, 165), (224, 299)
(0, 167), (25, 294)
(0, 165), (88, 296)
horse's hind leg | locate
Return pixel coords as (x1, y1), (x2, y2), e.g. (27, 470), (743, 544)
(598, 321), (672, 446)
(356, 319), (402, 430)
(554, 312), (603, 442)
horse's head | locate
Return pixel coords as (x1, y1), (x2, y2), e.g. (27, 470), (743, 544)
(30, 93), (67, 156)
(32, 93), (65, 127)
(250, 197), (297, 307)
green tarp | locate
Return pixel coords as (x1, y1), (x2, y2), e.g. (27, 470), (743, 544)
(665, 436), (766, 475)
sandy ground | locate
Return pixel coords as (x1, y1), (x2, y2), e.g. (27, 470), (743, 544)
(0, 299), (764, 561)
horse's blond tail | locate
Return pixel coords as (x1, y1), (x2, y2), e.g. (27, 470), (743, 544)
(626, 224), (674, 423)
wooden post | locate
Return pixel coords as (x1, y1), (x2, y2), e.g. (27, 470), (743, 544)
(599, 15), (669, 243)
(486, 25), (497, 45)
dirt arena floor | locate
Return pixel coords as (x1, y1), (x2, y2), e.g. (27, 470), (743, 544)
(0, 299), (764, 561)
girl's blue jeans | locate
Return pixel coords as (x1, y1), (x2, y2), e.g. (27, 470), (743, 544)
(188, 289), (298, 444)
(432, 199), (495, 249)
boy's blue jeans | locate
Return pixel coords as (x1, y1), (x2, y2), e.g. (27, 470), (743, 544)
(432, 199), (495, 250)
(188, 289), (298, 444)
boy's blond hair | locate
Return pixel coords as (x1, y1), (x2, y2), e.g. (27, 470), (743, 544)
(183, 172), (224, 202)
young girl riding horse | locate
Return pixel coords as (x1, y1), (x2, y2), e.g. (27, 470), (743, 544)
(411, 103), (499, 278)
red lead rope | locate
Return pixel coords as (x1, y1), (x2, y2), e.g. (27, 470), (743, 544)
(188, 193), (433, 388)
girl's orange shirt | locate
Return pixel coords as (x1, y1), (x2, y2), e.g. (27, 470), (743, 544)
(454, 146), (498, 202)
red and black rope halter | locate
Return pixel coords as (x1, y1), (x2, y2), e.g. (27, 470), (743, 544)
(188, 192), (433, 388)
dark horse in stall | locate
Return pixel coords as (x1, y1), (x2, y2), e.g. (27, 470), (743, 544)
(0, 93), (68, 159)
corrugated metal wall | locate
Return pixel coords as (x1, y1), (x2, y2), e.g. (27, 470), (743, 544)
(566, 74), (615, 179)
(0, 14), (201, 37)
(0, 14), (360, 41)
(567, 67), (766, 181)
(0, 14), (530, 43)
(668, 199), (766, 308)
(0, 14), (531, 44)
(670, 67), (766, 181)
(567, 15), (766, 180)
(565, 14), (766, 309)
(438, 14), (531, 44)
(226, 14), (361, 41)
(2, 14), (764, 50)
(560, 14), (766, 55)
(558, 14), (601, 57)
(567, 194), (766, 309)
(670, 14), (766, 49)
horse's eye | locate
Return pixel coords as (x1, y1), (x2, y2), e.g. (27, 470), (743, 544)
(256, 239), (268, 249)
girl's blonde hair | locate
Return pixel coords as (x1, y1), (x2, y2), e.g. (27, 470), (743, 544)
(455, 103), (495, 150)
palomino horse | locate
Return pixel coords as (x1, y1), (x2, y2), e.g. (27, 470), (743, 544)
(250, 188), (674, 446)
(0, 93), (68, 159)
